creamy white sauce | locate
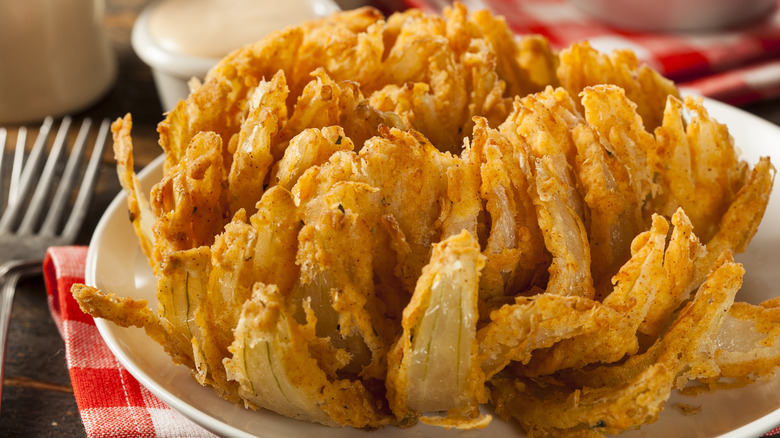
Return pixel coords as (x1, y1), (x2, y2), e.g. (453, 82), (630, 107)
(147, 0), (338, 59)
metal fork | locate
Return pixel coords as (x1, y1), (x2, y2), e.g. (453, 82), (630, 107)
(0, 116), (109, 410)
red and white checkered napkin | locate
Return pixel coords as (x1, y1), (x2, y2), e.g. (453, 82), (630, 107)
(43, 246), (216, 438)
(41, 246), (780, 437)
(403, 0), (780, 106)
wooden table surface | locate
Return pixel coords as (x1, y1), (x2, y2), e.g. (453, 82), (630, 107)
(2, 1), (780, 437)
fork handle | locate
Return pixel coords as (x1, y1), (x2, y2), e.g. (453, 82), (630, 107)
(0, 260), (43, 414)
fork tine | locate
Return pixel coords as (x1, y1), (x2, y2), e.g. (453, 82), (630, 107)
(14, 119), (51, 201)
(17, 117), (72, 235)
(39, 118), (92, 237)
(0, 117), (53, 233)
(9, 126), (28, 206)
(59, 118), (109, 243)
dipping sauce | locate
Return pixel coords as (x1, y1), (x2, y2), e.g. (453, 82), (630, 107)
(147, 0), (339, 59)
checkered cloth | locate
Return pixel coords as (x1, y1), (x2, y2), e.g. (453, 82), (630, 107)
(43, 246), (215, 438)
(402, 0), (780, 106)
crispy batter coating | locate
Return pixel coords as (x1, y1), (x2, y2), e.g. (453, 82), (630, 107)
(490, 253), (744, 436)
(111, 115), (156, 263)
(75, 3), (776, 436)
(557, 41), (679, 131)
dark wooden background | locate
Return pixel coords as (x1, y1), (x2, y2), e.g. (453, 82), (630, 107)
(1, 0), (780, 436)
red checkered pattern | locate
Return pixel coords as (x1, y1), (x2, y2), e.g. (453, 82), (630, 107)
(403, 0), (780, 106)
(43, 246), (215, 438)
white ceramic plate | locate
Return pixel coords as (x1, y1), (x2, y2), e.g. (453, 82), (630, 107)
(86, 97), (780, 438)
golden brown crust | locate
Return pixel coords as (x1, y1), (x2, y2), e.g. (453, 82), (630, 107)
(79, 4), (777, 435)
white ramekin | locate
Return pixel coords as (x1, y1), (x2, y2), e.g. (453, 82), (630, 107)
(132, 0), (341, 112)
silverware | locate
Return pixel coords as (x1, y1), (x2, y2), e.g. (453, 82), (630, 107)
(0, 116), (109, 411)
